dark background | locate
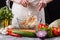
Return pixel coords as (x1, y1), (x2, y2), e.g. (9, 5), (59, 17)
(0, 0), (13, 8)
(0, 0), (6, 8)
(45, 0), (60, 24)
(0, 0), (60, 24)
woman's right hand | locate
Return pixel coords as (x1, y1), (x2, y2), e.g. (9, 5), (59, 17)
(11, 0), (29, 7)
(20, 0), (29, 7)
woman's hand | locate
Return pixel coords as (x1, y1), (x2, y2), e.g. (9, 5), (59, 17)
(38, 0), (47, 11)
(20, 0), (29, 7)
(11, 0), (29, 7)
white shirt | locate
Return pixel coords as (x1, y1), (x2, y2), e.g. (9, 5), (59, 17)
(11, 0), (45, 28)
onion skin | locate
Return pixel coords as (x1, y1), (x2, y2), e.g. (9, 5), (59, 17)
(36, 30), (47, 38)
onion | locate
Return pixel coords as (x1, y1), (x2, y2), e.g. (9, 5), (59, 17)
(2, 29), (8, 35)
(36, 30), (47, 38)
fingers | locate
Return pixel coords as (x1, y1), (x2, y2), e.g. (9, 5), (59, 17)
(38, 1), (47, 11)
(21, 0), (29, 7)
(38, 4), (42, 11)
(38, 3), (46, 11)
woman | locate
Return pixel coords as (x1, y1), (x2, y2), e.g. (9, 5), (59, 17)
(7, 0), (52, 28)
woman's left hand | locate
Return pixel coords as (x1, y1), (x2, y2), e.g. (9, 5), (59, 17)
(38, 1), (47, 11)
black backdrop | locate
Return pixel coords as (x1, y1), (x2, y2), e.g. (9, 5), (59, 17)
(0, 0), (60, 24)
(45, 0), (60, 24)
(0, 0), (13, 8)
(0, 0), (6, 8)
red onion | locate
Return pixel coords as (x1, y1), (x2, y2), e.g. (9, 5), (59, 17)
(36, 30), (47, 38)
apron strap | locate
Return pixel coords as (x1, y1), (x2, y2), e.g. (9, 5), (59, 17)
(6, 0), (11, 10)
